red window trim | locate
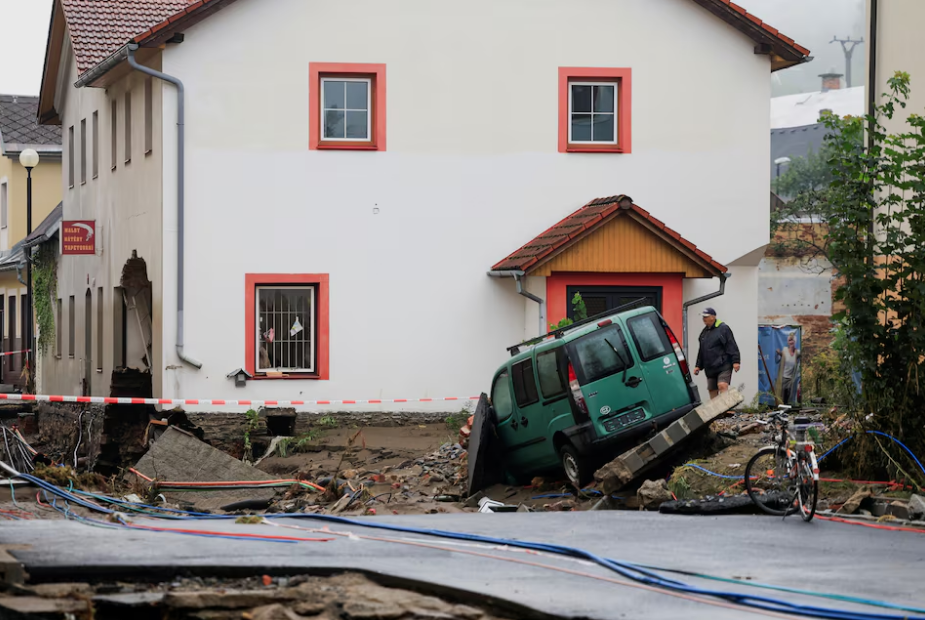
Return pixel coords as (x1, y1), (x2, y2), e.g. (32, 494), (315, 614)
(558, 67), (632, 154)
(244, 274), (330, 380)
(309, 63), (386, 151)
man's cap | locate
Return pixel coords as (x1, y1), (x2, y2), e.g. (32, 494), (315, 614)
(701, 307), (717, 317)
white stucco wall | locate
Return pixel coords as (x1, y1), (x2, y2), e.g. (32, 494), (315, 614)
(149, 0), (772, 409)
(40, 36), (165, 398)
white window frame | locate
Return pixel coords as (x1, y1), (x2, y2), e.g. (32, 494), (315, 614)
(568, 81), (618, 145)
(255, 285), (316, 373)
(320, 77), (372, 142)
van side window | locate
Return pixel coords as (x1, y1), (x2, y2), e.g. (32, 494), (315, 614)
(491, 371), (514, 421)
(511, 359), (539, 407)
(569, 324), (634, 384)
(537, 349), (565, 398)
(627, 313), (671, 362)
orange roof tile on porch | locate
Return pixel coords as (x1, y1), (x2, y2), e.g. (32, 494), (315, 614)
(491, 195), (728, 279)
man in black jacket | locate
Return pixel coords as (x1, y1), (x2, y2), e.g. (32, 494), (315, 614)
(693, 307), (741, 399)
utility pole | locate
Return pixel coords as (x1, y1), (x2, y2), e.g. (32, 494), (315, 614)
(831, 36), (864, 87)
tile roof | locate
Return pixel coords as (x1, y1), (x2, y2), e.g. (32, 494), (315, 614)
(0, 95), (62, 146)
(24, 202), (64, 249)
(56, 0), (807, 81)
(491, 195), (727, 276)
(690, 0), (810, 70)
(60, 0), (194, 75)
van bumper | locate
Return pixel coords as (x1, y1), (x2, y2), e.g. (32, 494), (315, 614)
(564, 402), (698, 458)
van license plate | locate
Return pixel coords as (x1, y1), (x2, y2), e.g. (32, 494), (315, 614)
(602, 408), (646, 433)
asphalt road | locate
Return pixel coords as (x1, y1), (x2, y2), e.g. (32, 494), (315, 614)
(1, 511), (923, 619)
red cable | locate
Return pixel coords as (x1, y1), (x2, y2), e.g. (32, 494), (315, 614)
(816, 514), (925, 534)
(121, 522), (335, 542)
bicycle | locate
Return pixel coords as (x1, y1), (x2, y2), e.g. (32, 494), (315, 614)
(744, 405), (820, 522)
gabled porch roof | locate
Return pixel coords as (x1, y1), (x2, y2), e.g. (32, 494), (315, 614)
(491, 195), (727, 278)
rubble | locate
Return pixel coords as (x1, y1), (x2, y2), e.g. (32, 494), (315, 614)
(910, 494), (925, 520)
(636, 479), (673, 511)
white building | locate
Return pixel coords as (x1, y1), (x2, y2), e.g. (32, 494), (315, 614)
(37, 0), (809, 409)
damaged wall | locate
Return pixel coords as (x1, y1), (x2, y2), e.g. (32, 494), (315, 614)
(759, 223), (837, 363)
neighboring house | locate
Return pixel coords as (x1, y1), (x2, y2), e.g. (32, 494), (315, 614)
(36, 0), (809, 408)
(770, 85), (864, 130)
(867, 1), (925, 143)
(0, 95), (62, 390)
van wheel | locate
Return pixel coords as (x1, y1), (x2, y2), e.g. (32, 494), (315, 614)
(559, 444), (592, 489)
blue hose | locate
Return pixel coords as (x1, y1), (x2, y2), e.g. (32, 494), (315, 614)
(816, 431), (925, 478)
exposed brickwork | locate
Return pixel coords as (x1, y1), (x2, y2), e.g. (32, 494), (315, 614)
(766, 222), (830, 259)
(792, 314), (835, 362)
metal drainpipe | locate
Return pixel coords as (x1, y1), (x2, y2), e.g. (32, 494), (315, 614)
(127, 45), (201, 369)
(681, 273), (730, 360)
(867, 0), (878, 250)
(487, 271), (546, 334)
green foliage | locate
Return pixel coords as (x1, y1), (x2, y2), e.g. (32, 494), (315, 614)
(772, 142), (837, 199)
(243, 409), (260, 463)
(445, 408), (470, 434)
(816, 70), (925, 482)
(31, 245), (57, 356)
(667, 474), (693, 500)
(549, 292), (588, 331)
(318, 416), (338, 428)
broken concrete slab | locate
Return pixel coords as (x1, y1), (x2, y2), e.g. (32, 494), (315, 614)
(594, 389), (744, 493)
(130, 426), (277, 511)
(909, 494), (925, 520)
(636, 479), (672, 511)
(838, 487), (871, 515)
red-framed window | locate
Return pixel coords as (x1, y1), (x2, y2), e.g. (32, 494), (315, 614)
(309, 63), (386, 151)
(558, 67), (632, 154)
(244, 274), (329, 380)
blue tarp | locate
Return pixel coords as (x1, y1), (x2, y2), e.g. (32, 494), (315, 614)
(758, 325), (802, 406)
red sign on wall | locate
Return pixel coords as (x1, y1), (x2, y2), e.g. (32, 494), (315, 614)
(61, 220), (96, 255)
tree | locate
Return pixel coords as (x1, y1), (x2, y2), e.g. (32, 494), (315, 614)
(821, 71), (925, 486)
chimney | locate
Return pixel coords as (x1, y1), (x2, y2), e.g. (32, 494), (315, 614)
(819, 72), (843, 92)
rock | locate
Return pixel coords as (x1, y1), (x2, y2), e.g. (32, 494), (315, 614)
(637, 479), (673, 511)
(838, 487), (871, 514)
(342, 469), (359, 480)
(886, 501), (911, 521)
(909, 494), (925, 520)
(246, 604), (303, 620)
(164, 590), (299, 610)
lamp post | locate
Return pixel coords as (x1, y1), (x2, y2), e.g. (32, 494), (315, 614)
(18, 149), (39, 391)
(774, 156), (791, 179)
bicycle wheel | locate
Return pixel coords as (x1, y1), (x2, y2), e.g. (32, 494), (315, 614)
(745, 447), (799, 516)
(797, 455), (818, 522)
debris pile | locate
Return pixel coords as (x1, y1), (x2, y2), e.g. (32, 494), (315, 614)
(0, 572), (514, 620)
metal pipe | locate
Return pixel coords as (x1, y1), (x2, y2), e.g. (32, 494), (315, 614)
(867, 0), (878, 250)
(681, 273), (730, 359)
(127, 45), (202, 369)
(487, 270), (546, 334)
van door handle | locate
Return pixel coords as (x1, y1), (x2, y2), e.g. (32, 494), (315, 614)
(520, 416), (529, 427)
(626, 376), (643, 388)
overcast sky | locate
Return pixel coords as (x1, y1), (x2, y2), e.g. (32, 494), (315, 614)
(0, 0), (864, 98)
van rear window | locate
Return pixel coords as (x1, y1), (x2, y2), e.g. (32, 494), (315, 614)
(568, 324), (634, 384)
(627, 313), (671, 362)
(511, 358), (539, 407)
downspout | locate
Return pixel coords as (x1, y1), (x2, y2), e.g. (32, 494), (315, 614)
(681, 273), (730, 359)
(867, 0), (878, 250)
(487, 270), (546, 334)
(127, 44), (202, 369)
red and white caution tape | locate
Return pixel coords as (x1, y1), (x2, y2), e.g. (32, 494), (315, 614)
(0, 393), (481, 407)
(0, 349), (30, 357)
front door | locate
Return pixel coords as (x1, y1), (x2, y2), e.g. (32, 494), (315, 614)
(567, 286), (662, 320)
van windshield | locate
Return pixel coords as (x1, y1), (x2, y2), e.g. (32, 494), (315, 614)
(569, 324), (634, 384)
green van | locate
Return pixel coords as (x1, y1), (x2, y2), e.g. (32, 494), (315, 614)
(489, 306), (701, 487)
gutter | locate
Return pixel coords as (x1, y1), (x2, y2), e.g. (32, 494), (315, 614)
(126, 44), (202, 370)
(74, 45), (130, 89)
(681, 273), (730, 359)
(488, 270), (546, 334)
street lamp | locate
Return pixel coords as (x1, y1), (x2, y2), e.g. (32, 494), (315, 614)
(18, 148), (38, 391)
(774, 156), (791, 179)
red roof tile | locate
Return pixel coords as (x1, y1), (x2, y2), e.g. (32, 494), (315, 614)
(491, 195), (727, 276)
(60, 0), (195, 75)
(57, 0), (808, 81)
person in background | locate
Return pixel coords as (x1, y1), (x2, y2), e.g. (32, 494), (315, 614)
(776, 331), (801, 404)
(693, 307), (741, 399)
